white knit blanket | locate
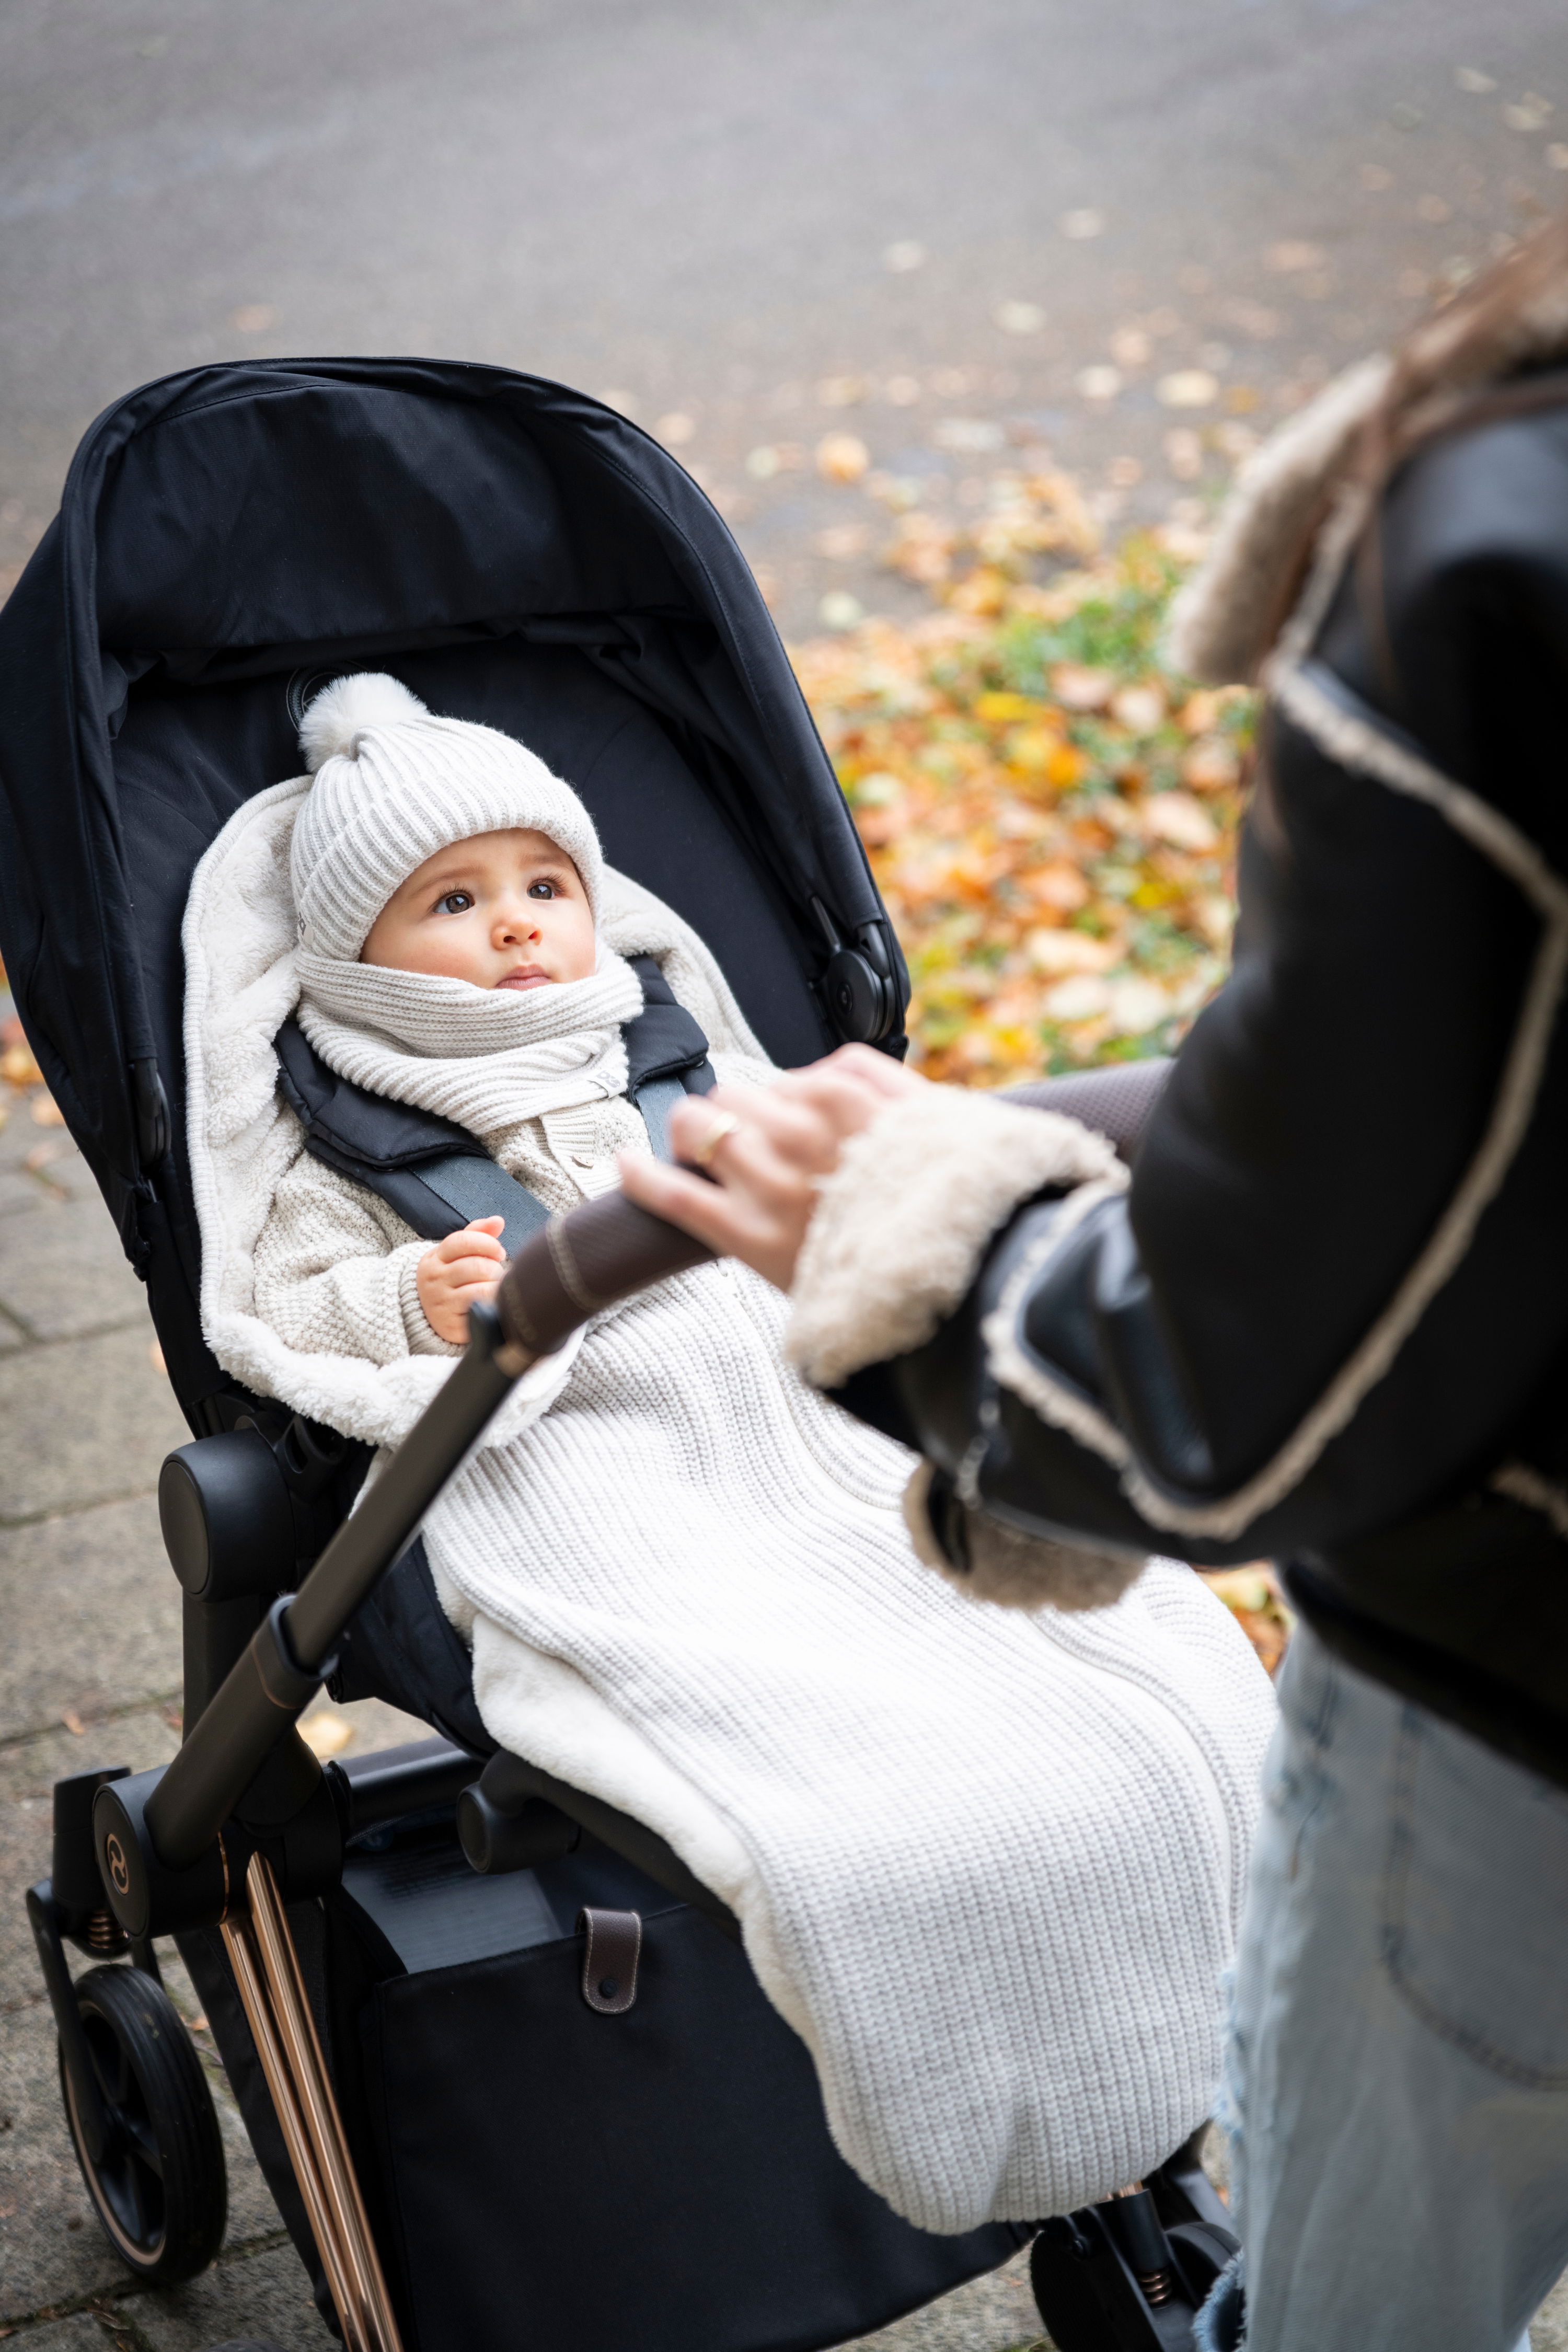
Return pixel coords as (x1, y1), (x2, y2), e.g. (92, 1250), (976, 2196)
(185, 777), (1277, 2232)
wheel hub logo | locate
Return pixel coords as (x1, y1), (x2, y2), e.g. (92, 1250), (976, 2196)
(103, 1834), (130, 1897)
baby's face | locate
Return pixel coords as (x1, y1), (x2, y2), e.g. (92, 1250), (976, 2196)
(360, 827), (596, 991)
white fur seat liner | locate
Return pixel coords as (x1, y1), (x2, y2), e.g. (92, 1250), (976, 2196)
(183, 777), (1277, 2234)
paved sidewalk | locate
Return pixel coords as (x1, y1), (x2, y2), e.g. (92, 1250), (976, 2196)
(0, 1062), (1051, 2348)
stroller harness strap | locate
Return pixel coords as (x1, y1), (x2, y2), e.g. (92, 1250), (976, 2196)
(273, 954), (715, 1254)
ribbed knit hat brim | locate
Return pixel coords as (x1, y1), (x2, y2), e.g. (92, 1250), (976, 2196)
(289, 673), (604, 961)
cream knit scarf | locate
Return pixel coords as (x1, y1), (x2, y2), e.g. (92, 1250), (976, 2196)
(294, 947), (645, 1136)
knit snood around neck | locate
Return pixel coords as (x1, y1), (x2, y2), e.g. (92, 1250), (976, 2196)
(294, 948), (645, 1140)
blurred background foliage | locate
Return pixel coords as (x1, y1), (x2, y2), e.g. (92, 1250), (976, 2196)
(793, 475), (1254, 1086)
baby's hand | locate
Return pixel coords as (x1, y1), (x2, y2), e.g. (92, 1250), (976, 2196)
(415, 1216), (507, 1345)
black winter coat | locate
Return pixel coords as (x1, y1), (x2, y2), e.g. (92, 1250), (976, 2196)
(840, 397), (1568, 1786)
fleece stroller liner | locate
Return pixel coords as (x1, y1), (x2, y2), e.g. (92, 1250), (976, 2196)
(0, 357), (1271, 2347)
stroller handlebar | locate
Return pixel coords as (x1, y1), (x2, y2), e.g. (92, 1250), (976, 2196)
(494, 1190), (718, 1368)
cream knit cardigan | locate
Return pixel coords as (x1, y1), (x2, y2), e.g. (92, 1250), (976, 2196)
(185, 777), (1276, 2234)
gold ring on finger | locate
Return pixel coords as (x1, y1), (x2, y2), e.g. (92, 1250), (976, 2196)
(690, 1110), (742, 1168)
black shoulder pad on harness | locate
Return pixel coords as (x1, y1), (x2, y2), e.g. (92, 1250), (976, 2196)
(273, 953), (716, 1254)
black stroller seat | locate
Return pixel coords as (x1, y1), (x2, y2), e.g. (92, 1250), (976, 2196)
(3, 360), (1229, 2352)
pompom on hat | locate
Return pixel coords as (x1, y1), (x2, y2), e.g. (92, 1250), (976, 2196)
(289, 672), (605, 961)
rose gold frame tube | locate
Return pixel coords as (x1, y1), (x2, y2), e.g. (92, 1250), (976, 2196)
(243, 1852), (406, 2352)
(220, 1912), (372, 2351)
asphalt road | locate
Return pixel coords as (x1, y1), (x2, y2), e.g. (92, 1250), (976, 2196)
(1, 0), (1564, 634)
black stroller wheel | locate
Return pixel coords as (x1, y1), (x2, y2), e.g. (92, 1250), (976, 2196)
(58, 1964), (227, 2281)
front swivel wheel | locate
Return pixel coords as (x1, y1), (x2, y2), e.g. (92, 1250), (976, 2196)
(59, 1963), (227, 2281)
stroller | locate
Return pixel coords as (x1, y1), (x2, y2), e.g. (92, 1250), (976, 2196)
(4, 359), (1238, 2352)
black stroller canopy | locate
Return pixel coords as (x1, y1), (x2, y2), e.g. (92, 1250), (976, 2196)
(0, 358), (906, 1427)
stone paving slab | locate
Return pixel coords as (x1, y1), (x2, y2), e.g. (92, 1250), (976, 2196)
(112, 2240), (334, 2351)
(0, 1327), (188, 1528)
(0, 2315), (113, 2351)
(0, 1168), (50, 1220)
(0, 1121), (103, 1215)
(0, 1496), (180, 1742)
(0, 1198), (149, 1348)
(12, 1139), (110, 1211)
(851, 2251), (1042, 2352)
(0, 1099), (64, 1174)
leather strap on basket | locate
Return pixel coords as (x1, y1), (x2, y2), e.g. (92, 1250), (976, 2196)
(579, 1907), (641, 2014)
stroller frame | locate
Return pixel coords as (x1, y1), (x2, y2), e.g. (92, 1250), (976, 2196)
(5, 353), (1232, 2352)
(223, 1848), (402, 2352)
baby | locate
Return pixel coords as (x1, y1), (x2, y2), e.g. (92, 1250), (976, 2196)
(254, 672), (669, 1367)
(362, 822), (597, 1343)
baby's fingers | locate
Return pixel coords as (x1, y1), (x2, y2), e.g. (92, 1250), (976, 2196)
(440, 1250), (509, 1289)
(435, 1218), (508, 1265)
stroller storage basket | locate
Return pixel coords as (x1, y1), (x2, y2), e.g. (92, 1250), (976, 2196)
(359, 1900), (1016, 2352)
(178, 1800), (1020, 2352)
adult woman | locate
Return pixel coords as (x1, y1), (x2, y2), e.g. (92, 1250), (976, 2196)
(626, 219), (1568, 2349)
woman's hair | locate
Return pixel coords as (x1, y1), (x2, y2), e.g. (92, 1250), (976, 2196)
(1358, 209), (1568, 484)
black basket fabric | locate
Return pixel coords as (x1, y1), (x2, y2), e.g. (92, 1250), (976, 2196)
(181, 1871), (1022, 2352)
(360, 1906), (1022, 2352)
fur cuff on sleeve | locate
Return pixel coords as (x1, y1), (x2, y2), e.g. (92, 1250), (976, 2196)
(785, 1083), (1125, 1391)
(901, 1461), (1147, 1611)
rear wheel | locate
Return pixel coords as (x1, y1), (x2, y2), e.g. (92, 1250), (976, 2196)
(59, 1963), (227, 2282)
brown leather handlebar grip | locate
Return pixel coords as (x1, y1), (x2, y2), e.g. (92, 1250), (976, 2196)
(496, 1192), (718, 1365)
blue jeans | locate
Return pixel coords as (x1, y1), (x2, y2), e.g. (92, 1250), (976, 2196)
(1212, 1623), (1568, 2351)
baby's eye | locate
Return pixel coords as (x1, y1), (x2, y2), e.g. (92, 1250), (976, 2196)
(434, 890), (474, 915)
(527, 879), (558, 900)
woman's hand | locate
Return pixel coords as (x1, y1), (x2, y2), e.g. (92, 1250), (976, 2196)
(619, 1044), (923, 1290)
(416, 1215), (508, 1343)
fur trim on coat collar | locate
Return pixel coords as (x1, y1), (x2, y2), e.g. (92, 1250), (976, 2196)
(1165, 355), (1391, 688)
(1167, 261), (1568, 687)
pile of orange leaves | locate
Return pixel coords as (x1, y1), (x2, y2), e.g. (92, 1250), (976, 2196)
(792, 509), (1255, 1085)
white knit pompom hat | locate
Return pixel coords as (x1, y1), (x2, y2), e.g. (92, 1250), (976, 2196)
(289, 672), (605, 961)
